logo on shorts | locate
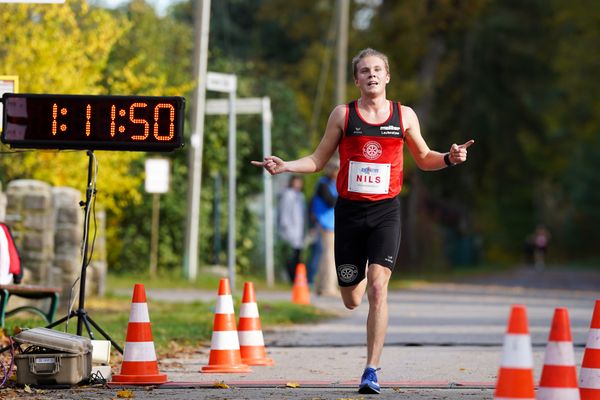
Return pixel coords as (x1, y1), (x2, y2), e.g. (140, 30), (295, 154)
(363, 141), (382, 160)
(337, 264), (359, 284)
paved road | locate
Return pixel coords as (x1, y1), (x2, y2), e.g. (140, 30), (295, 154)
(12, 267), (600, 399)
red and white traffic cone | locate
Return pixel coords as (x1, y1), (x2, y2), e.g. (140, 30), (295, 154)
(112, 283), (167, 384)
(201, 278), (251, 373)
(291, 263), (310, 305)
(537, 307), (580, 400)
(580, 299), (600, 400)
(494, 304), (535, 400)
(238, 282), (274, 366)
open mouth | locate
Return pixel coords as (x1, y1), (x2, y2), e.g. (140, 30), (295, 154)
(368, 81), (378, 87)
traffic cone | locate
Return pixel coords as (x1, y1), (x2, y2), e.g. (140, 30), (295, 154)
(237, 282), (274, 366)
(291, 263), (310, 305)
(112, 283), (167, 384)
(201, 278), (251, 373)
(580, 299), (600, 400)
(494, 304), (535, 400)
(537, 308), (580, 400)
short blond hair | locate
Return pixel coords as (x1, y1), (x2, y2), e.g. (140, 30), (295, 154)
(351, 48), (390, 79)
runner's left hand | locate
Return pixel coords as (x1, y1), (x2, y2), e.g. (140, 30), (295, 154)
(448, 140), (475, 164)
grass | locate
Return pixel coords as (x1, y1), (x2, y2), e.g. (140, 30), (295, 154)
(1, 294), (334, 358)
(388, 263), (511, 290)
(106, 270), (292, 292)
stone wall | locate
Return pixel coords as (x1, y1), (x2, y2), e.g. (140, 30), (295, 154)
(2, 179), (107, 307)
(0, 182), (6, 222)
(6, 180), (55, 284)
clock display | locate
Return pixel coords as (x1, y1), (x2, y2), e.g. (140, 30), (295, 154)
(1, 93), (185, 152)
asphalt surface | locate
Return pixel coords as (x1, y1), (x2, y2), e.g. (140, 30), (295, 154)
(5, 266), (599, 399)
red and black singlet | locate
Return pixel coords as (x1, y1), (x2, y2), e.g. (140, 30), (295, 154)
(337, 100), (405, 201)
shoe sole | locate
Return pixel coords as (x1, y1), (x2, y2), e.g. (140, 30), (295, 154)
(358, 384), (381, 394)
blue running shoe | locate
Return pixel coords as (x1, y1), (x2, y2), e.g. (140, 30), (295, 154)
(358, 367), (381, 394)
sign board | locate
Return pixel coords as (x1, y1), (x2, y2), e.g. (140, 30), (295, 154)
(206, 72), (236, 93)
(145, 158), (170, 193)
(0, 76), (18, 132)
(1, 93), (185, 152)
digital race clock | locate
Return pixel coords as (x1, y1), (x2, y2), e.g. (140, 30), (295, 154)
(1, 93), (185, 152)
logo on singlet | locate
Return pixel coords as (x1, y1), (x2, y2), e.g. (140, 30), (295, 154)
(362, 141), (382, 160)
(337, 264), (359, 284)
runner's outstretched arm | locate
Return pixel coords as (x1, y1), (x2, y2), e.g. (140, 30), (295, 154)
(251, 105), (345, 175)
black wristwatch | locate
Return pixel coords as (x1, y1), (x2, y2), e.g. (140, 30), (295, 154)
(444, 153), (454, 167)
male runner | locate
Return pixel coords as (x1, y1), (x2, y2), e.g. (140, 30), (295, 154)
(253, 48), (474, 394)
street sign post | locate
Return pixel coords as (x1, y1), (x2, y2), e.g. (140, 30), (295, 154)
(205, 72), (238, 290)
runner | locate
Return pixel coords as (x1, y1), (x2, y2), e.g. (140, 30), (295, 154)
(252, 47), (474, 394)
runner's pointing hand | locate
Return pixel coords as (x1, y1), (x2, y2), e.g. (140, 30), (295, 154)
(251, 156), (287, 175)
(448, 139), (475, 165)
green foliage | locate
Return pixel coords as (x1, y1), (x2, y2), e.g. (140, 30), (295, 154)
(1, 0), (598, 278)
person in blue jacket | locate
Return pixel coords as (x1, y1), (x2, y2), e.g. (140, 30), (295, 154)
(312, 160), (339, 296)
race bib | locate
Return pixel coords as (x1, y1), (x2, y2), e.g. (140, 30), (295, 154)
(348, 161), (391, 194)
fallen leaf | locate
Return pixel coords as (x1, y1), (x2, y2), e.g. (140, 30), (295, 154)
(212, 381), (229, 389)
(286, 382), (300, 388)
(23, 384), (33, 393)
(116, 389), (135, 398)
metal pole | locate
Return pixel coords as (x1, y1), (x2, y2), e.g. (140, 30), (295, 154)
(149, 193), (160, 278)
(262, 97), (274, 287)
(335, 0), (349, 105)
(227, 79), (237, 291)
(184, 0), (211, 281)
(213, 172), (221, 265)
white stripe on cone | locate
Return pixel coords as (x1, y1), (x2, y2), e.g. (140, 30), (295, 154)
(210, 331), (241, 350)
(580, 367), (600, 389)
(215, 295), (235, 314)
(238, 330), (265, 346)
(586, 328), (600, 349)
(501, 334), (533, 368)
(240, 303), (259, 318)
(128, 303), (150, 323)
(536, 388), (581, 400)
(543, 341), (576, 366)
(123, 341), (158, 362)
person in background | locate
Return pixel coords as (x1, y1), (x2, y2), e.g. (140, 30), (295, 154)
(277, 175), (306, 283)
(313, 159), (340, 297)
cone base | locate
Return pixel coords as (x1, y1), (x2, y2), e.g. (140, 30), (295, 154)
(242, 357), (274, 366)
(111, 373), (168, 385)
(201, 364), (252, 373)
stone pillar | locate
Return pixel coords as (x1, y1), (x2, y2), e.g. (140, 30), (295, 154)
(5, 180), (55, 284)
(88, 208), (107, 297)
(52, 187), (83, 306)
(0, 181), (6, 222)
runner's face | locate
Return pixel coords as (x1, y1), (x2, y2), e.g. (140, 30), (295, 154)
(354, 56), (390, 96)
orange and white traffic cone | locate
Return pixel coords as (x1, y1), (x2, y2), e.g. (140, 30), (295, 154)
(494, 304), (535, 400)
(580, 299), (600, 400)
(537, 307), (580, 400)
(112, 283), (167, 384)
(237, 282), (274, 366)
(201, 278), (251, 373)
(291, 263), (310, 305)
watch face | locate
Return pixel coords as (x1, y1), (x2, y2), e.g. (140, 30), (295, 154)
(1, 93), (185, 152)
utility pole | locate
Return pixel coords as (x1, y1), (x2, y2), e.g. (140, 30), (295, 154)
(184, 0), (211, 281)
(335, 0), (349, 105)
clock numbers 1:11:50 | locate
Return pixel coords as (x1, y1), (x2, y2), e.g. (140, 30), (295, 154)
(51, 102), (176, 141)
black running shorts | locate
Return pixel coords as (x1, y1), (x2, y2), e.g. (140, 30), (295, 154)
(334, 196), (401, 287)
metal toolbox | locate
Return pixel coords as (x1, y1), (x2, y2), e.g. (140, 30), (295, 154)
(14, 327), (92, 386)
